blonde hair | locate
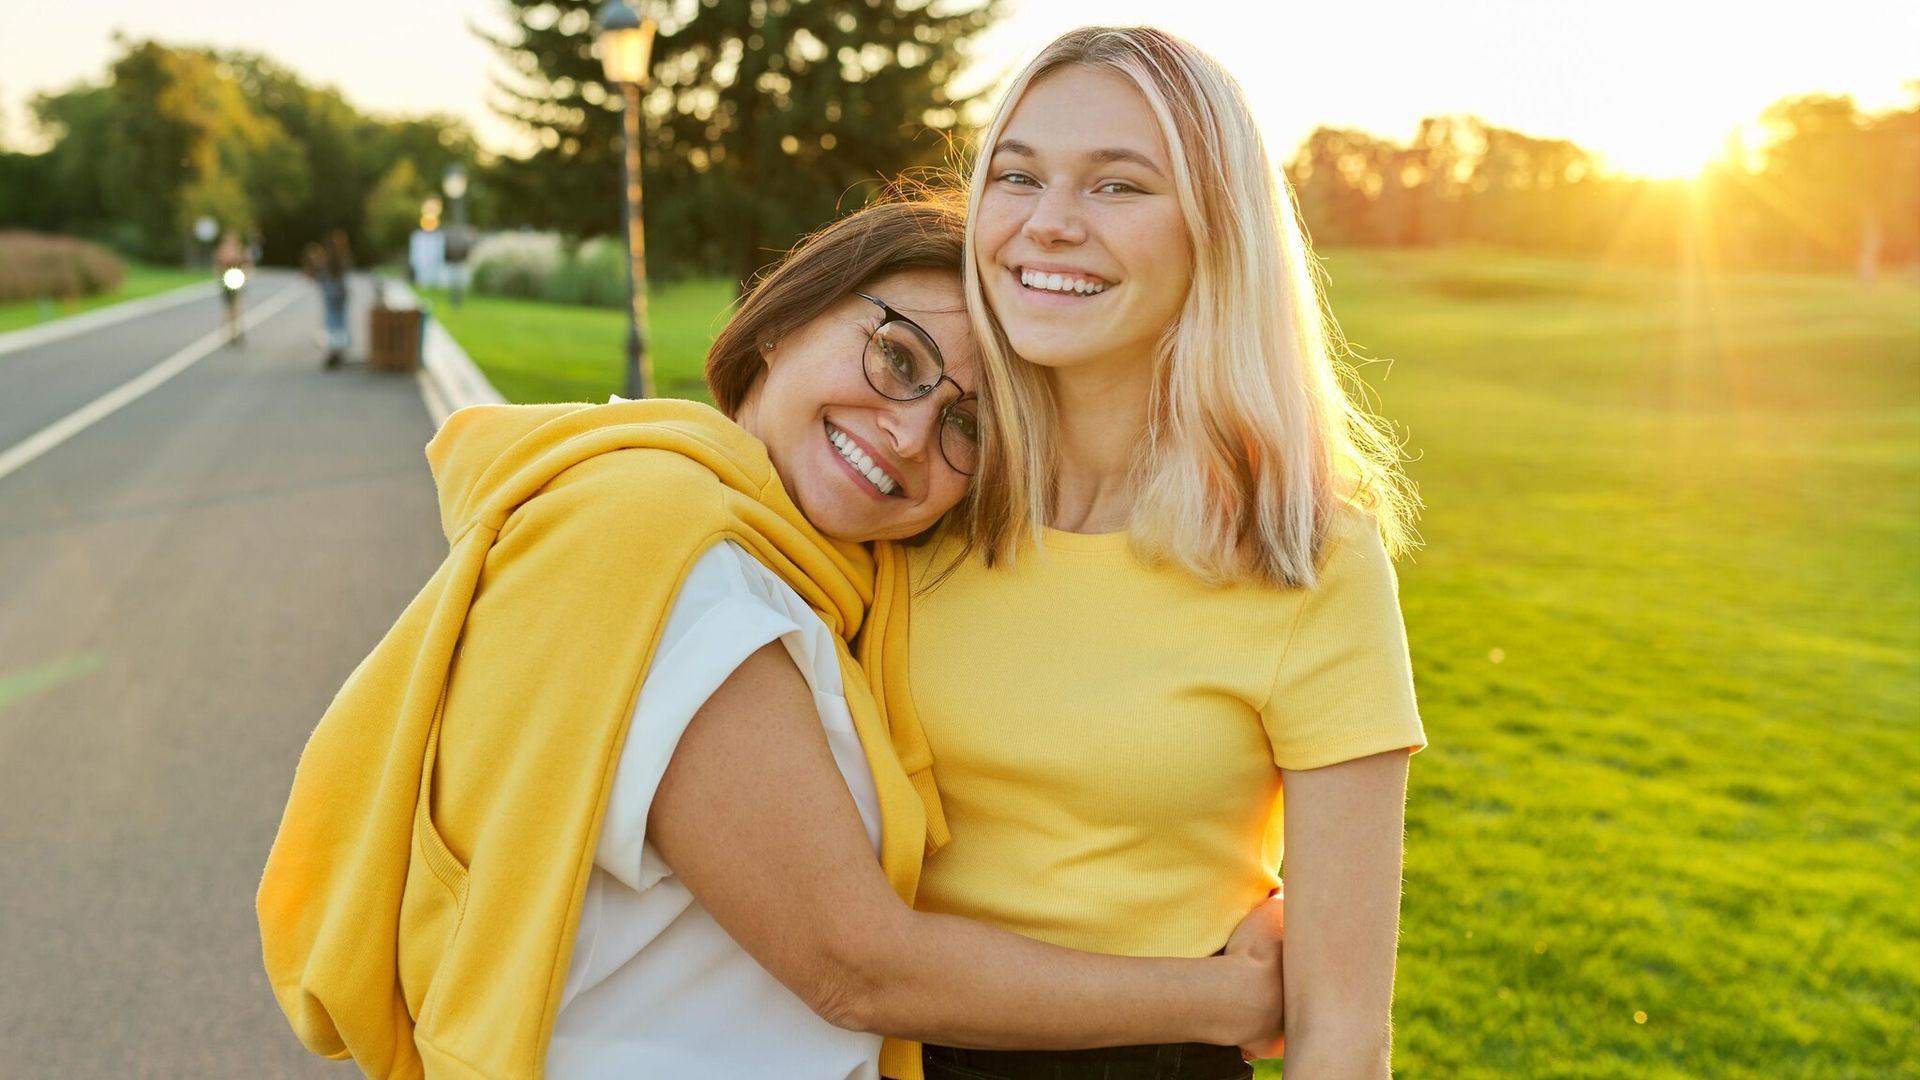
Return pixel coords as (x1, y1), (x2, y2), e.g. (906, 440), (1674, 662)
(960, 26), (1417, 587)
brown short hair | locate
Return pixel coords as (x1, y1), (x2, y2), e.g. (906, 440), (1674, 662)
(707, 192), (968, 416)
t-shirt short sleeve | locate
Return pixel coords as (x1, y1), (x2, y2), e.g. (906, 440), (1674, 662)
(593, 541), (802, 892)
(1261, 511), (1426, 771)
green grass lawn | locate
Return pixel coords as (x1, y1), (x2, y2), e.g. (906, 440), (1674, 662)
(1323, 250), (1919, 1078)
(0, 262), (208, 336)
(435, 252), (1919, 1078)
(419, 280), (734, 404)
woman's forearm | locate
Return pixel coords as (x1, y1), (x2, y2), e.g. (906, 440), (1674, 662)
(1275, 750), (1410, 1080)
(828, 905), (1269, 1049)
(1273, 1008), (1390, 1080)
(648, 643), (1278, 1052)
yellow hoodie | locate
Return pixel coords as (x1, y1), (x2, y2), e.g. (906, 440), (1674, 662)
(258, 399), (943, 1079)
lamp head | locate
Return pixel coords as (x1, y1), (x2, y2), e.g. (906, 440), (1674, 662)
(596, 1), (656, 86)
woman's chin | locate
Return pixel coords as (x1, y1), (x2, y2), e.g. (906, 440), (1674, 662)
(1007, 340), (1096, 370)
(792, 461), (942, 543)
(790, 481), (878, 544)
(992, 321), (1092, 369)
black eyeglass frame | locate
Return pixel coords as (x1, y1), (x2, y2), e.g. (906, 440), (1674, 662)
(853, 291), (980, 476)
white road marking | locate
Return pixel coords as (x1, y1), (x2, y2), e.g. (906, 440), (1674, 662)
(0, 284), (304, 484)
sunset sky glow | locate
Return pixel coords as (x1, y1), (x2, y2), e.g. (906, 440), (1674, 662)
(1, 0), (1914, 178)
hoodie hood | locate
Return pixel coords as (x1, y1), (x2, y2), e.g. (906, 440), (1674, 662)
(424, 398), (875, 639)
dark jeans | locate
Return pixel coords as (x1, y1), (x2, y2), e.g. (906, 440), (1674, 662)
(922, 1042), (1253, 1080)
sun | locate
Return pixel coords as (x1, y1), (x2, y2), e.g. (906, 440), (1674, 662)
(1597, 127), (1726, 180)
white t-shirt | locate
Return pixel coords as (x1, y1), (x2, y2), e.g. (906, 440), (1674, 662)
(546, 541), (885, 1080)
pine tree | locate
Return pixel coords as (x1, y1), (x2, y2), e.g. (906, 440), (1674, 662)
(483, 0), (996, 284)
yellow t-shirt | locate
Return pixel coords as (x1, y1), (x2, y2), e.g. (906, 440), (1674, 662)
(906, 507), (1425, 957)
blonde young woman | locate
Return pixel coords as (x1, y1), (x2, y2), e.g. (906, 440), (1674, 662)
(903, 28), (1427, 1080)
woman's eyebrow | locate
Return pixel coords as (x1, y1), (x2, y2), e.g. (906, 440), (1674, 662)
(1089, 147), (1164, 176)
(991, 139), (1163, 177)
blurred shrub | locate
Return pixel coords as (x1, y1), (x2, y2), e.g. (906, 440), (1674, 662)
(0, 231), (126, 302)
(541, 236), (629, 308)
(470, 231), (628, 309)
(470, 231), (563, 301)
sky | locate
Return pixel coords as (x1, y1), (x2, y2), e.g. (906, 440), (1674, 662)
(2, 0), (1916, 177)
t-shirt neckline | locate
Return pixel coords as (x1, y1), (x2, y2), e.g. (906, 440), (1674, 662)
(1039, 525), (1130, 552)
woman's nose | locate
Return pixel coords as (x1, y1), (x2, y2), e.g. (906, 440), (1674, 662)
(1021, 187), (1085, 247)
(875, 391), (949, 460)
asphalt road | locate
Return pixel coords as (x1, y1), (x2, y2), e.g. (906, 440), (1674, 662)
(0, 271), (447, 1077)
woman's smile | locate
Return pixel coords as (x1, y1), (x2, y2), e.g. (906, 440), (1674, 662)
(1013, 264), (1114, 298)
(823, 420), (906, 498)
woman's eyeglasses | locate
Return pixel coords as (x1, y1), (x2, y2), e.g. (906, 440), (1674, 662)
(855, 291), (980, 476)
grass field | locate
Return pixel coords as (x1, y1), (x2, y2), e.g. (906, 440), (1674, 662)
(0, 262), (208, 336)
(1326, 252), (1919, 1079)
(420, 279), (735, 404)
(436, 251), (1919, 1077)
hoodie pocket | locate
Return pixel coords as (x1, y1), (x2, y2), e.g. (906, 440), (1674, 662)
(398, 692), (471, 1025)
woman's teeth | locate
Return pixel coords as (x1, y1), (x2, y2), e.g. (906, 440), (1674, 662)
(827, 424), (898, 495)
(1019, 268), (1108, 295)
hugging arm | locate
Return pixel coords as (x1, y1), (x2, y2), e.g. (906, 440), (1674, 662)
(646, 642), (1283, 1050)
(1272, 750), (1411, 1078)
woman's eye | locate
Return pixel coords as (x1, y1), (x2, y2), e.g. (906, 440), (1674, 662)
(1097, 181), (1140, 195)
(945, 407), (981, 443)
(882, 340), (915, 377)
(995, 171), (1037, 187)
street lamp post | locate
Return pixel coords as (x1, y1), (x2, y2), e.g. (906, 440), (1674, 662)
(596, 0), (658, 400)
(193, 214), (218, 269)
(442, 163), (470, 308)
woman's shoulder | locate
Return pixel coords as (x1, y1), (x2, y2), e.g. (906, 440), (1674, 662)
(1281, 502), (1407, 637)
(1217, 503), (1399, 633)
(684, 541), (839, 634)
(1316, 502), (1395, 580)
(663, 541), (846, 699)
(528, 439), (739, 534)
(683, 539), (791, 607)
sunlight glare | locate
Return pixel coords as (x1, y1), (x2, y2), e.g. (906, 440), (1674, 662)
(968, 0), (1919, 185)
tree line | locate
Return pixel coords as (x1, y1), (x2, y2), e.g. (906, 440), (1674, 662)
(2, 10), (1911, 284)
(1287, 91), (1920, 276)
(0, 38), (482, 268)
(0, 0), (996, 284)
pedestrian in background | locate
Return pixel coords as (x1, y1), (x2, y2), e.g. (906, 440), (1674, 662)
(317, 229), (352, 369)
(301, 242), (330, 358)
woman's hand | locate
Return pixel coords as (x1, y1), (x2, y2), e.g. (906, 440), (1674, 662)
(1224, 887), (1286, 1060)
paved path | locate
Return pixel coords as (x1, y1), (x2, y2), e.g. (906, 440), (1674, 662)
(0, 270), (446, 1076)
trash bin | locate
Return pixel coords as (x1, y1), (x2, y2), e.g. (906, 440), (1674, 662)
(368, 305), (422, 373)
